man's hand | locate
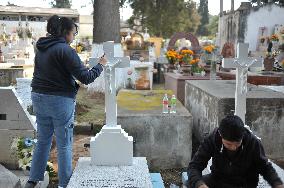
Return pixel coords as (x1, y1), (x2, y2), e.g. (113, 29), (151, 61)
(99, 54), (107, 66)
(198, 184), (209, 188)
(274, 185), (284, 188)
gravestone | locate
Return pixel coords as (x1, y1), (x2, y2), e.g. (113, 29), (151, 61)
(221, 42), (235, 58)
(117, 89), (193, 170)
(222, 43), (263, 123)
(88, 43), (127, 93)
(167, 32), (201, 53)
(68, 42), (153, 188)
(15, 78), (32, 110)
(0, 87), (35, 169)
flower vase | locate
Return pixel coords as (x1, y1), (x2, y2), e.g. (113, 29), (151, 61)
(210, 61), (217, 80)
(181, 65), (191, 75)
(205, 53), (213, 65)
(272, 41), (279, 52)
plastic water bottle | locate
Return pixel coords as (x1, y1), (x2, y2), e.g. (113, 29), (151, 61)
(170, 95), (177, 114)
(162, 94), (169, 114)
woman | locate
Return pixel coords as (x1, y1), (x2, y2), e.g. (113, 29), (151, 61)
(24, 15), (106, 188)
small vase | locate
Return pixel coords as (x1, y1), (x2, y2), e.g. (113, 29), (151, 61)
(181, 65), (191, 75)
(210, 61), (217, 80)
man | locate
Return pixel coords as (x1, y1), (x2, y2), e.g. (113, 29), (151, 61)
(188, 115), (284, 188)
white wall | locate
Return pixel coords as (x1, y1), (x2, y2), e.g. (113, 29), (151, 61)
(245, 4), (284, 51)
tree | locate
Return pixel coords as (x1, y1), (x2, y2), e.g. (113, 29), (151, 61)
(207, 15), (219, 37)
(125, 0), (200, 38)
(92, 0), (120, 43)
(197, 0), (209, 36)
(50, 0), (72, 8)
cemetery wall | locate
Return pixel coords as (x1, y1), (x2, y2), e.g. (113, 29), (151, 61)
(245, 4), (284, 51)
(185, 80), (284, 159)
(218, 3), (284, 51)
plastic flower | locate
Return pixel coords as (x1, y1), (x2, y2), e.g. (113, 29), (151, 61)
(190, 59), (200, 65)
(180, 49), (194, 55)
(271, 34), (279, 41)
(127, 70), (133, 75)
(24, 138), (33, 147)
(203, 45), (216, 54)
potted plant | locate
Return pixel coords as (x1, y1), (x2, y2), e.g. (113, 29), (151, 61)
(165, 49), (179, 71)
(178, 49), (193, 75)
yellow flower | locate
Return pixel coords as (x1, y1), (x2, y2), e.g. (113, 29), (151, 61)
(203, 45), (215, 53)
(181, 49), (194, 55)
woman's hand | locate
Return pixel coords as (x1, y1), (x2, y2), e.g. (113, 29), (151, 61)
(99, 54), (107, 66)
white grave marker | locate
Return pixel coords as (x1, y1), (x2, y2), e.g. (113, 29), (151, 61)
(89, 41), (133, 166)
(222, 43), (263, 124)
(67, 42), (152, 188)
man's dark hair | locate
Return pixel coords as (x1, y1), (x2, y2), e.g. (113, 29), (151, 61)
(219, 115), (245, 142)
(47, 15), (78, 37)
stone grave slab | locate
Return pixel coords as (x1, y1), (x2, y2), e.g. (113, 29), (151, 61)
(15, 78), (32, 110)
(67, 157), (152, 188)
(117, 89), (193, 170)
(0, 164), (21, 188)
(165, 72), (221, 105)
(184, 80), (284, 159)
(217, 71), (284, 85)
(181, 159), (284, 188)
(11, 170), (49, 188)
(0, 87), (35, 169)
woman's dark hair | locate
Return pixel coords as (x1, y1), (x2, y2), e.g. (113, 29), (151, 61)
(219, 115), (245, 142)
(47, 15), (78, 37)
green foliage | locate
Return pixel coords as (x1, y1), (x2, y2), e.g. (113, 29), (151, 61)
(50, 0), (72, 8)
(206, 15), (219, 37)
(124, 0), (200, 38)
(197, 0), (209, 36)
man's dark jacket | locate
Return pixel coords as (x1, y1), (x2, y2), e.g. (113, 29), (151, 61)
(188, 128), (283, 188)
(31, 36), (103, 98)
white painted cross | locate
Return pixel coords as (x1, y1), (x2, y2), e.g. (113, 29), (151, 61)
(90, 41), (130, 127)
(222, 43), (263, 123)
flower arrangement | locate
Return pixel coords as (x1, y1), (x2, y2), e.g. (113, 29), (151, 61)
(190, 59), (204, 73)
(13, 137), (56, 178)
(203, 45), (216, 54)
(16, 27), (24, 39)
(25, 28), (32, 38)
(180, 49), (194, 65)
(165, 49), (179, 64)
(271, 34), (279, 42)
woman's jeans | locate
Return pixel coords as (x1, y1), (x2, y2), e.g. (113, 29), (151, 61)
(29, 92), (75, 188)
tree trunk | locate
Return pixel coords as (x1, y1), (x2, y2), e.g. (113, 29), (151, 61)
(93, 0), (120, 43)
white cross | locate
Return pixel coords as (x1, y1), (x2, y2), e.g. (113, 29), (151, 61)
(222, 43), (263, 123)
(89, 41), (130, 127)
(145, 27), (149, 33)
